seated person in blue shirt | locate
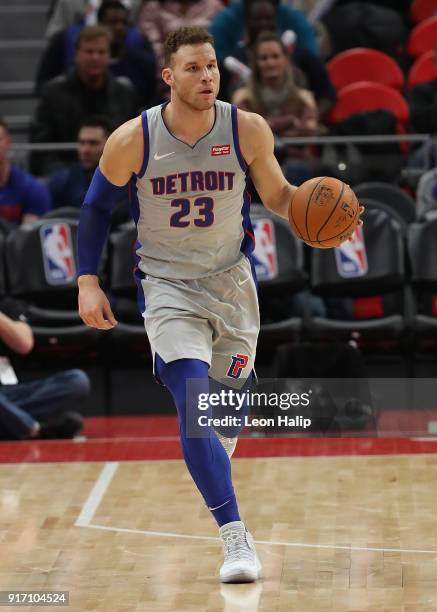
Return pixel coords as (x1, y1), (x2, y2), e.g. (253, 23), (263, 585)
(48, 116), (130, 225)
(0, 119), (52, 226)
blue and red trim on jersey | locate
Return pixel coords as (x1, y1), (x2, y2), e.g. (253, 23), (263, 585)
(128, 176), (140, 224)
(128, 177), (146, 314)
(131, 110), (149, 311)
(232, 105), (257, 287)
(239, 186), (258, 288)
(137, 110), (150, 178)
(231, 104), (248, 172)
(133, 247), (146, 315)
(240, 188), (255, 257)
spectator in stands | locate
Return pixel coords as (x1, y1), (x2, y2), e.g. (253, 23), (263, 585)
(408, 39), (437, 134)
(232, 32), (319, 184)
(48, 116), (109, 209)
(322, 2), (408, 58)
(48, 116), (130, 224)
(222, 0), (335, 117)
(30, 26), (137, 176)
(46, 0), (143, 39)
(98, 0), (157, 107)
(0, 119), (51, 226)
(232, 32), (319, 138)
(210, 0), (318, 65)
(37, 1), (157, 108)
(138, 0), (224, 70)
(0, 297), (89, 441)
(287, 0), (334, 58)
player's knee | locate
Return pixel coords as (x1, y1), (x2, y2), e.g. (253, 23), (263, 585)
(181, 435), (214, 466)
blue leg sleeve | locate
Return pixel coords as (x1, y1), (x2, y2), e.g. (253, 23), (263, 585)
(156, 354), (241, 527)
(210, 374), (253, 438)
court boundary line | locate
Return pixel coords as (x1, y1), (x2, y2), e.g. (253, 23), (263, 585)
(75, 462), (437, 555)
(81, 522), (437, 555)
(5, 453), (437, 468)
(75, 461), (119, 527)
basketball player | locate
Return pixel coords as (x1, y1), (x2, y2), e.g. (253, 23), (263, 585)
(77, 26), (363, 583)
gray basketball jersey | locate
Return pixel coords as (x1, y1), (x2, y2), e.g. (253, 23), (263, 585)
(132, 101), (255, 280)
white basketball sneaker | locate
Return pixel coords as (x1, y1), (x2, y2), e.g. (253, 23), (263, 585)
(219, 521), (262, 583)
(215, 431), (238, 458)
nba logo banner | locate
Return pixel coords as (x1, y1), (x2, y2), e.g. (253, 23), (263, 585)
(335, 226), (368, 278)
(252, 219), (278, 280)
(40, 223), (76, 285)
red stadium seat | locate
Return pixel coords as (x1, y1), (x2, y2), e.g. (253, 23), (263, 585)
(408, 16), (437, 57)
(411, 0), (437, 23)
(328, 81), (410, 126)
(327, 48), (404, 91)
(408, 50), (437, 88)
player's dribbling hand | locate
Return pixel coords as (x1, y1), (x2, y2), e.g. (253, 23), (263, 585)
(349, 205), (365, 241)
(78, 277), (118, 330)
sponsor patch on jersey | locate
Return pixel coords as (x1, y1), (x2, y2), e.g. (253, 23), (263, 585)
(335, 226), (368, 278)
(252, 218), (278, 280)
(211, 144), (230, 156)
(40, 223), (76, 285)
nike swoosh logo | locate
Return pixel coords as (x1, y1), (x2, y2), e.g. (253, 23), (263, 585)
(154, 152), (175, 160)
(238, 277), (250, 286)
(208, 499), (231, 511)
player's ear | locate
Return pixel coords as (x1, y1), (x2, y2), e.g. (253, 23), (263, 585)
(162, 67), (173, 87)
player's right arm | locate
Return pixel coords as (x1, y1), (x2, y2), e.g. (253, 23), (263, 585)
(78, 117), (143, 330)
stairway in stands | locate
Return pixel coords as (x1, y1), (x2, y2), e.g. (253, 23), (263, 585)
(0, 0), (49, 154)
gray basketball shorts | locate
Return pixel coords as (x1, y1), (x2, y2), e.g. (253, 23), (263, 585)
(139, 257), (259, 385)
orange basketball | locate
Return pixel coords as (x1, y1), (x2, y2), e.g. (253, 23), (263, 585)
(289, 177), (360, 248)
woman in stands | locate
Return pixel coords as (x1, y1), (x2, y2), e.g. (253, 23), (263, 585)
(232, 31), (319, 184)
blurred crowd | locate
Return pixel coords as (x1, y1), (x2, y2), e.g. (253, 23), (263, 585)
(0, 0), (436, 227)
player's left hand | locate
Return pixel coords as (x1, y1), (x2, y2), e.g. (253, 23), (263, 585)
(348, 205), (364, 241)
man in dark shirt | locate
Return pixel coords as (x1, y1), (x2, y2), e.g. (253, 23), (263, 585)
(47, 116), (130, 223)
(0, 119), (51, 226)
(48, 116), (110, 208)
(98, 0), (157, 107)
(0, 298), (89, 440)
(30, 25), (138, 175)
(36, 1), (157, 108)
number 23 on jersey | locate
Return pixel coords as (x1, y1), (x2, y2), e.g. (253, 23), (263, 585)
(170, 197), (214, 228)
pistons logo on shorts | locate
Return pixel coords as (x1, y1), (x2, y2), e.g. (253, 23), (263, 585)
(227, 353), (249, 378)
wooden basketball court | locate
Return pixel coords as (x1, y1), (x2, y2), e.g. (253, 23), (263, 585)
(1, 418), (437, 611)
